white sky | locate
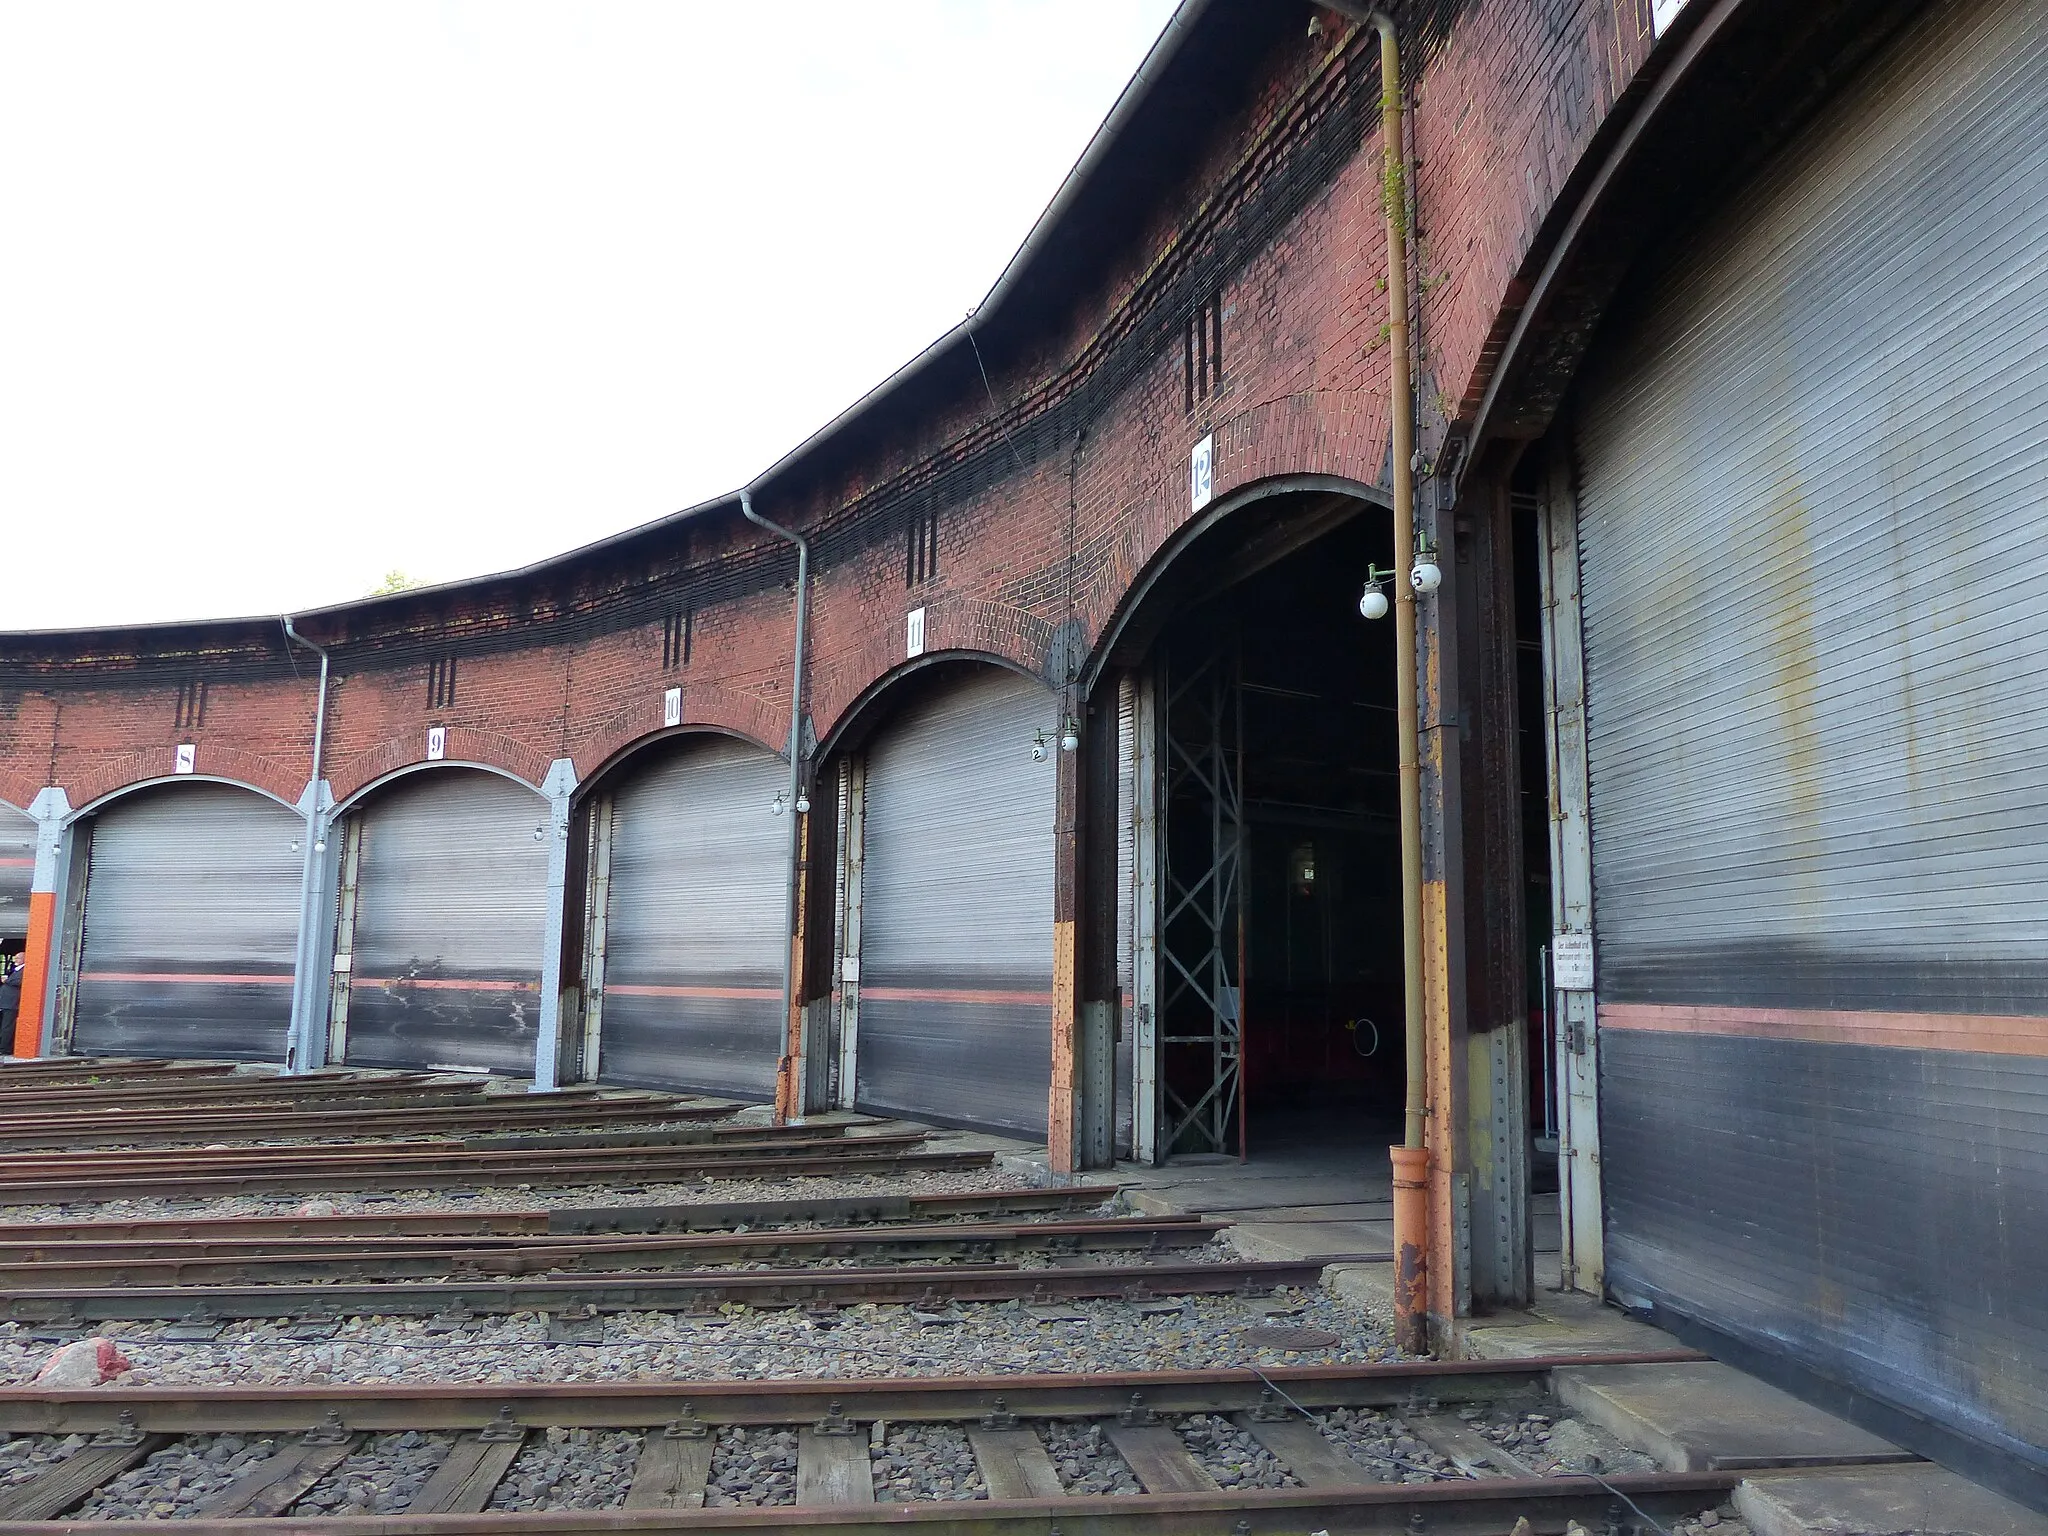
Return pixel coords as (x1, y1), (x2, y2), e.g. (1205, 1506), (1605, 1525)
(0, 2), (1181, 632)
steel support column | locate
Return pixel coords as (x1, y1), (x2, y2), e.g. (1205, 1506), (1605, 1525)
(1538, 444), (1604, 1293)
(1159, 633), (1245, 1159)
(12, 789), (72, 1059)
(532, 757), (578, 1094)
(1454, 466), (1532, 1309)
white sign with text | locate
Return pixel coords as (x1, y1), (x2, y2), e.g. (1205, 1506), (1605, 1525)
(1552, 932), (1595, 991)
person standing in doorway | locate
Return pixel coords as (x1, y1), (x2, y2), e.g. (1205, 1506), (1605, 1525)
(0, 952), (22, 1054)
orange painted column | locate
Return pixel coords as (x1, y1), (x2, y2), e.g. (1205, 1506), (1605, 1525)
(773, 807), (812, 1124)
(11, 889), (54, 1059)
(1047, 718), (1081, 1174)
(11, 791), (73, 1061)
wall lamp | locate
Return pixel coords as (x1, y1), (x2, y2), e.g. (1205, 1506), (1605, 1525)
(1358, 532), (1443, 620)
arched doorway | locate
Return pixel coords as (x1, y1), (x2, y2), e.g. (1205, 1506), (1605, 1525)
(1096, 485), (1405, 1163)
(0, 802), (31, 974)
(575, 732), (788, 1099)
(328, 767), (549, 1075)
(64, 781), (301, 1062)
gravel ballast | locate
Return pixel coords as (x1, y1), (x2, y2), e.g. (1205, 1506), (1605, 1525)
(0, 1286), (1388, 1390)
(296, 1430), (454, 1516)
(1041, 1420), (1140, 1495)
(705, 1426), (797, 1506)
(74, 1434), (290, 1520)
(486, 1428), (642, 1511)
(868, 1422), (984, 1501)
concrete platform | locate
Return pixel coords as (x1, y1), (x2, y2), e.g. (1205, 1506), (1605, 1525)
(1553, 1360), (1914, 1473)
(1458, 1285), (1685, 1361)
(1115, 1134), (1397, 1266)
(1736, 1461), (2048, 1536)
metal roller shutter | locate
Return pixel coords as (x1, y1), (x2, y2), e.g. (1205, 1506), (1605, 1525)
(598, 736), (786, 1098)
(1115, 676), (1137, 1158)
(859, 667), (1058, 1136)
(344, 769), (549, 1075)
(0, 804), (30, 956)
(1574, 0), (2048, 1478)
(71, 784), (300, 1062)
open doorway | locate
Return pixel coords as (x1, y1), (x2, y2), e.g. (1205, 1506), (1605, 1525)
(1129, 500), (1403, 1164)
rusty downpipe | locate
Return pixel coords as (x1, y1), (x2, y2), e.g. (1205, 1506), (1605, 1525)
(738, 489), (812, 1125)
(1313, 0), (1429, 1354)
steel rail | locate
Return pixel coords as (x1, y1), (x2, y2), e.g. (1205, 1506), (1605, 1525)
(0, 1257), (1326, 1322)
(0, 1358), (1734, 1535)
(0, 1105), (732, 1152)
(0, 1128), (922, 1174)
(0, 1475), (1740, 1534)
(0, 1147), (996, 1202)
(0, 1356), (1710, 1431)
(0, 1066), (446, 1092)
(0, 1088), (681, 1126)
(0, 1058), (237, 1081)
(0, 1080), (496, 1113)
(0, 1215), (1228, 1287)
(0, 1186), (1128, 1246)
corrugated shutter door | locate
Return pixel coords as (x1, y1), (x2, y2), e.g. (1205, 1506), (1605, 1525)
(1115, 677), (1136, 1158)
(72, 784), (300, 1061)
(0, 805), (31, 953)
(1575, 0), (2048, 1474)
(859, 668), (1057, 1135)
(599, 736), (786, 1099)
(345, 769), (549, 1075)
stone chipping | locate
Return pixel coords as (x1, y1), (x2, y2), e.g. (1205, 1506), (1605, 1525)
(867, 1422), (984, 1501)
(484, 1428), (641, 1511)
(73, 1433), (290, 1520)
(295, 1430), (454, 1516)
(1040, 1420), (1140, 1495)
(1174, 1412), (1297, 1489)
(703, 1426), (797, 1507)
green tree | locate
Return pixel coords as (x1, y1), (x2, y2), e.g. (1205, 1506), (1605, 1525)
(370, 569), (422, 596)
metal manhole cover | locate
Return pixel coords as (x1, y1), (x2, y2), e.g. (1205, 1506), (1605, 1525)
(1238, 1324), (1341, 1350)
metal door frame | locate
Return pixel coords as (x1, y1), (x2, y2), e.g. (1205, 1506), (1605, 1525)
(1131, 668), (1163, 1164)
(1539, 445), (1605, 1293)
(49, 819), (92, 1055)
(325, 815), (364, 1065)
(833, 754), (866, 1110)
(577, 792), (615, 1084)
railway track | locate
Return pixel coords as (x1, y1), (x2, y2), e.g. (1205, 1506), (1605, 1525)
(0, 1070), (487, 1111)
(0, 1213), (1235, 1284)
(0, 1096), (734, 1151)
(1, 1256), (1324, 1327)
(0, 1132), (996, 1204)
(0, 1358), (1735, 1531)
(0, 1185), (1130, 1244)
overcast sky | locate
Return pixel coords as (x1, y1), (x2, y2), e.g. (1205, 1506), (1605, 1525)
(0, 2), (1181, 632)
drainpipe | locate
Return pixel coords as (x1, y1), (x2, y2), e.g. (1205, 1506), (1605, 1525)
(281, 617), (332, 1076)
(1315, 0), (1431, 1355)
(738, 490), (812, 1123)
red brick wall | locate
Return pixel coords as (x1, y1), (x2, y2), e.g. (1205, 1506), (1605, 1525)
(0, 0), (1665, 811)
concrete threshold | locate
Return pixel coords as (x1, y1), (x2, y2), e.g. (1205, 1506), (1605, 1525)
(1458, 1297), (2047, 1533)
(1735, 1461), (2048, 1536)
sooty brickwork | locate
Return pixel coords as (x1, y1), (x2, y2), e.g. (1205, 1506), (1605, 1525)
(0, 0), (1665, 822)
